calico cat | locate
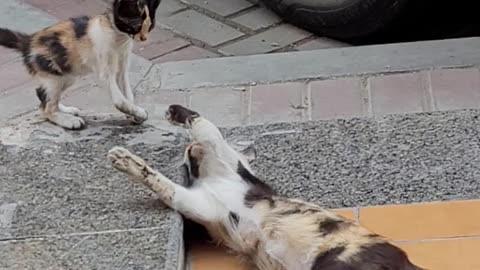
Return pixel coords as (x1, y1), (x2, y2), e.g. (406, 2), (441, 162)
(0, 0), (161, 129)
(108, 104), (424, 270)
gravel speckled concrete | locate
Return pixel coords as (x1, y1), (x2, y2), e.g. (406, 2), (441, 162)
(224, 110), (480, 208)
(0, 120), (187, 270)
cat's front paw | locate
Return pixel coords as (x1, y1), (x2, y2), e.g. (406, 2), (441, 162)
(108, 146), (147, 180)
(165, 104), (199, 126)
(130, 107), (148, 124)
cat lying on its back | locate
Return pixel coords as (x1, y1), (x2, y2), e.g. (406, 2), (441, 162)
(0, 0), (161, 129)
(108, 104), (425, 270)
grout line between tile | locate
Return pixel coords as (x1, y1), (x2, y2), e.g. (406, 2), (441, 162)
(350, 198), (480, 210)
(246, 85), (253, 125)
(362, 76), (374, 118)
(425, 69), (437, 111)
(394, 234), (480, 244)
(353, 207), (360, 224)
(305, 81), (313, 121)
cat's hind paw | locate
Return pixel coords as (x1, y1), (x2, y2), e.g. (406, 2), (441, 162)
(48, 112), (86, 130)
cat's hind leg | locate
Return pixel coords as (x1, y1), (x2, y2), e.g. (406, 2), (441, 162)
(36, 78), (85, 130)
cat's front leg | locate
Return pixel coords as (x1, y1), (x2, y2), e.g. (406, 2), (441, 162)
(108, 146), (217, 222)
(116, 48), (134, 103)
(102, 73), (148, 124)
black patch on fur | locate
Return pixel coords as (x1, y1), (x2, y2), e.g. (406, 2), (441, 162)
(71, 16), (89, 39)
(0, 28), (33, 74)
(182, 163), (194, 187)
(229, 212), (239, 227)
(187, 147), (200, 178)
(0, 28), (29, 50)
(113, 0), (147, 35)
(239, 162), (276, 207)
(168, 104), (200, 125)
(36, 32), (71, 75)
(21, 38), (35, 74)
(318, 219), (348, 236)
(311, 243), (423, 270)
(35, 86), (48, 109)
(311, 246), (348, 270)
(49, 33), (70, 73)
(35, 55), (61, 76)
(353, 243), (423, 270)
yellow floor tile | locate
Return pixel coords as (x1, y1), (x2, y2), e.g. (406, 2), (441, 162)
(359, 200), (480, 240)
(398, 238), (480, 270)
(190, 243), (248, 270)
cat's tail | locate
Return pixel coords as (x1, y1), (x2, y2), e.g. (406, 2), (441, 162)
(0, 28), (29, 52)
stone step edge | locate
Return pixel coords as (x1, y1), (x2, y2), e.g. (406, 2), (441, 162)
(154, 37), (480, 90)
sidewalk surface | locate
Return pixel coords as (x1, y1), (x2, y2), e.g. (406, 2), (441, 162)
(1, 1), (480, 270)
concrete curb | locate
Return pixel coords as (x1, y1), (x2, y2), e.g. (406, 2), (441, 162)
(157, 37), (480, 89)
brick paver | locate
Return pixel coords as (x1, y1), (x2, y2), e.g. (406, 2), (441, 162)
(369, 72), (432, 116)
(295, 38), (349, 51)
(184, 0), (254, 16)
(190, 87), (247, 127)
(249, 82), (306, 125)
(220, 24), (311, 55)
(160, 10), (244, 46)
(157, 0), (186, 17)
(151, 46), (218, 64)
(231, 8), (281, 31)
(430, 68), (480, 111)
(309, 78), (366, 120)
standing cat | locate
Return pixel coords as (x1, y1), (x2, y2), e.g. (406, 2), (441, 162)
(108, 104), (424, 270)
(0, 0), (161, 129)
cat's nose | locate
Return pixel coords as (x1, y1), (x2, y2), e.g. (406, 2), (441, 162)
(139, 34), (147, 41)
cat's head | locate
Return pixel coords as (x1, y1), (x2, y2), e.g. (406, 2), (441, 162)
(113, 0), (161, 41)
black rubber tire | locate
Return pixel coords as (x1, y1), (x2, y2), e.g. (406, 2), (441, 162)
(260, 0), (410, 41)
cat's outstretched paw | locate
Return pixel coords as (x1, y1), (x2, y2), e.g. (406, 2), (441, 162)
(130, 107), (148, 125)
(108, 146), (147, 180)
(165, 104), (199, 126)
(48, 112), (86, 130)
(59, 104), (81, 116)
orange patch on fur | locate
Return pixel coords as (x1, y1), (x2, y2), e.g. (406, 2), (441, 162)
(135, 5), (151, 42)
